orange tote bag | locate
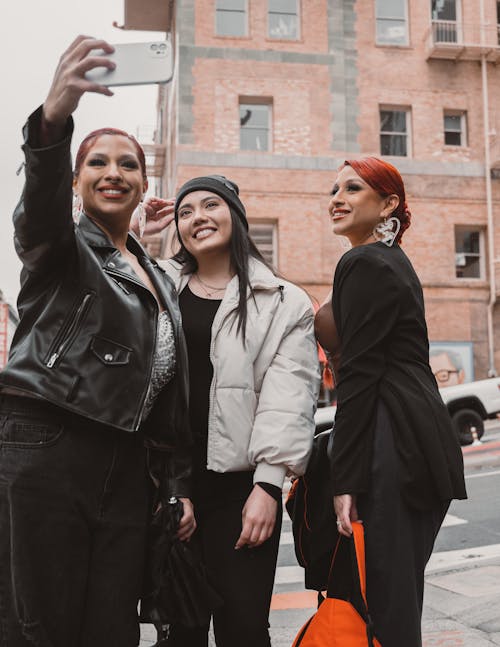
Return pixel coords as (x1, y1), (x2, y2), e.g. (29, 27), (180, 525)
(292, 521), (382, 647)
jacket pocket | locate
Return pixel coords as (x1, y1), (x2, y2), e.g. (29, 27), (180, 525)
(90, 336), (132, 366)
(45, 291), (95, 368)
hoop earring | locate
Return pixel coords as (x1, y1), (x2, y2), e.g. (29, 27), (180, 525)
(72, 194), (83, 223)
(373, 217), (401, 247)
(133, 201), (147, 238)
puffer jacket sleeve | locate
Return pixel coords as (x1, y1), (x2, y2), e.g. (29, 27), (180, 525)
(248, 291), (321, 488)
(13, 106), (75, 275)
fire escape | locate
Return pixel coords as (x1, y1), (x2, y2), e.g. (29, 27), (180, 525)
(424, 11), (499, 375)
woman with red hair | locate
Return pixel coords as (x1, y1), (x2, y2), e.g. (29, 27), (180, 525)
(0, 37), (194, 646)
(315, 157), (466, 646)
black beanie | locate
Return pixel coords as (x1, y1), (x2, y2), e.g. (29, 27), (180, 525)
(174, 175), (248, 230)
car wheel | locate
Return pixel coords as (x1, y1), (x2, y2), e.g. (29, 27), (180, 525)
(451, 408), (485, 445)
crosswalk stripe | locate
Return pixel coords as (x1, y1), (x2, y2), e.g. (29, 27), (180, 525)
(426, 543), (500, 574)
(441, 513), (467, 527)
(274, 565), (305, 585)
(279, 514), (467, 550)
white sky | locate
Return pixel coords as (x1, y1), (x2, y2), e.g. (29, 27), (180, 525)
(0, 1), (164, 306)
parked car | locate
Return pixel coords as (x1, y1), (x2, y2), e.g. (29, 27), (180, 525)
(439, 377), (500, 445)
(314, 377), (500, 446)
(314, 405), (336, 434)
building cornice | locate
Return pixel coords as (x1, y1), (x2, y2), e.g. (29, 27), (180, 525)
(176, 150), (486, 177)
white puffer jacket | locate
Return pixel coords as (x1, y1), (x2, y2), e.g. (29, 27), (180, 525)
(161, 257), (321, 488)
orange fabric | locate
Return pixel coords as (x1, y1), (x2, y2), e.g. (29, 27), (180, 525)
(351, 522), (367, 604)
(292, 598), (382, 646)
(322, 364), (334, 390)
(291, 522), (382, 646)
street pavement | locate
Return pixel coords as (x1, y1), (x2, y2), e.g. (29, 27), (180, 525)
(140, 421), (500, 646)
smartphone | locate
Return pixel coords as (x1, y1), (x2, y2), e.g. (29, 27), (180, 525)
(85, 41), (173, 87)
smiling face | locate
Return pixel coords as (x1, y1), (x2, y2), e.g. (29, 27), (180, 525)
(328, 165), (399, 247)
(176, 190), (233, 260)
(73, 134), (148, 228)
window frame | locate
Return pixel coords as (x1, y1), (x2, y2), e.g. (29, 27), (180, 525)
(267, 0), (301, 41)
(215, 0), (248, 38)
(454, 226), (485, 280)
(239, 99), (273, 153)
(375, 0), (409, 47)
(379, 105), (412, 158)
(249, 221), (278, 266)
(443, 110), (467, 147)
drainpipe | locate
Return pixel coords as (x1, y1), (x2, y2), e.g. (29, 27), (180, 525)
(480, 0), (497, 376)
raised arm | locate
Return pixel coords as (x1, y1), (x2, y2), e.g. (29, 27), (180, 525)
(14, 36), (116, 273)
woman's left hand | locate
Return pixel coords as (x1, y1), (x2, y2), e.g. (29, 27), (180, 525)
(334, 494), (359, 537)
(235, 484), (278, 549)
(177, 497), (196, 542)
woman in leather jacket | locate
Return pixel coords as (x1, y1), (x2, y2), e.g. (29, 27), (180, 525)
(0, 36), (194, 647)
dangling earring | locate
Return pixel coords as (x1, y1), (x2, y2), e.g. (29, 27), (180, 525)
(72, 194), (83, 223)
(373, 216), (401, 247)
(133, 200), (147, 238)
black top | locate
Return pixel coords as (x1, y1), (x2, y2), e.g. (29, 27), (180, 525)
(331, 242), (467, 510)
(179, 285), (281, 505)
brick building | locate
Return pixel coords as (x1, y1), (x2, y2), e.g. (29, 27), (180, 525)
(122, 0), (500, 381)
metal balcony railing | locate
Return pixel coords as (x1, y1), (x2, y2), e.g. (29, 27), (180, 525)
(425, 20), (500, 61)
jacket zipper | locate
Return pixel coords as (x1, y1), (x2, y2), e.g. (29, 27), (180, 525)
(206, 281), (285, 467)
(105, 265), (160, 431)
(134, 302), (158, 431)
(46, 292), (94, 368)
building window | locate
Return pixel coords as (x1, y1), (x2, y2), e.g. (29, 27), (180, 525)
(375, 0), (408, 46)
(431, 0), (458, 44)
(455, 228), (483, 279)
(380, 107), (410, 156)
(268, 0), (299, 40)
(216, 0), (247, 37)
(444, 111), (466, 146)
(249, 222), (277, 266)
(239, 101), (271, 151)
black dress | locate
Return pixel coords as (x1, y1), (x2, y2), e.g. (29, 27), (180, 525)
(330, 242), (466, 647)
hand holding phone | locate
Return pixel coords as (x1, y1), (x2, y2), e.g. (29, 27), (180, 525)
(85, 41), (173, 87)
(43, 35), (116, 130)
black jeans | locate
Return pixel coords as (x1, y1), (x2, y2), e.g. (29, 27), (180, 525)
(0, 395), (150, 647)
(167, 472), (282, 647)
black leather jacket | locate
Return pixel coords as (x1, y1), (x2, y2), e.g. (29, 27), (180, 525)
(0, 107), (191, 496)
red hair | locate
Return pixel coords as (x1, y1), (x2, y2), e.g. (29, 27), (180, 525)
(343, 157), (411, 243)
(74, 128), (147, 179)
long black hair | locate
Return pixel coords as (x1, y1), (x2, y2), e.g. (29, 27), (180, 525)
(172, 208), (277, 341)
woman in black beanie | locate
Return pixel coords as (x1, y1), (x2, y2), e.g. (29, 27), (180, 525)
(134, 176), (320, 646)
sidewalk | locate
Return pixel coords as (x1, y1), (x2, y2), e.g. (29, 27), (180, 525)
(268, 558), (500, 646)
(141, 558), (500, 646)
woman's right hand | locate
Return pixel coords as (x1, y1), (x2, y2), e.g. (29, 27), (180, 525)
(334, 493), (359, 537)
(130, 197), (176, 238)
(43, 35), (116, 131)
